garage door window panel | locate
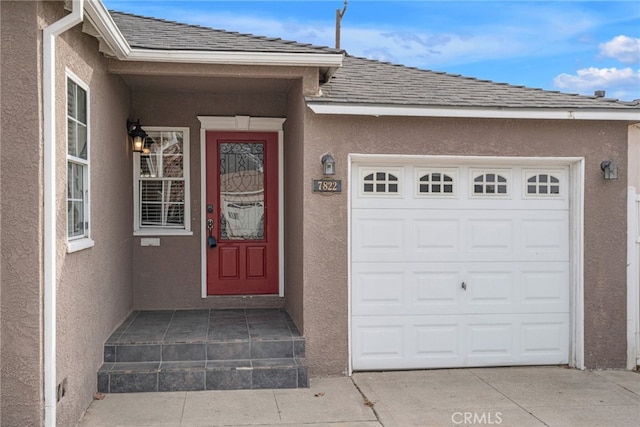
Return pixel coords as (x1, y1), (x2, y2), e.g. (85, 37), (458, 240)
(471, 170), (511, 197)
(524, 171), (562, 197)
(360, 168), (403, 197)
(416, 169), (457, 197)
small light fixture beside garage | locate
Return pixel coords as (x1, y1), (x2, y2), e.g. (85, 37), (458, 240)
(600, 160), (619, 180)
(322, 153), (336, 175)
(313, 153), (341, 194)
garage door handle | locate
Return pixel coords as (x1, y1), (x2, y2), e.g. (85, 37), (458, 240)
(461, 282), (467, 290)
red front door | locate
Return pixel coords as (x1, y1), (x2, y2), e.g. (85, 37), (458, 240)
(206, 131), (278, 295)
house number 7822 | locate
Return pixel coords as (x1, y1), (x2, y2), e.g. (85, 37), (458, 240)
(313, 179), (342, 193)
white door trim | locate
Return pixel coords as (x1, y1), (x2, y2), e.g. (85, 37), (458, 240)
(347, 154), (585, 373)
(627, 187), (640, 369)
(198, 116), (286, 298)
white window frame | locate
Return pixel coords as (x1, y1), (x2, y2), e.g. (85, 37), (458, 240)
(469, 168), (512, 198)
(66, 71), (94, 253)
(359, 167), (404, 198)
(415, 167), (458, 198)
(523, 169), (565, 199)
(133, 126), (192, 236)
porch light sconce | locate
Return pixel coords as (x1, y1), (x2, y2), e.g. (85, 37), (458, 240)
(321, 153), (336, 175)
(127, 119), (149, 153)
(600, 160), (619, 180)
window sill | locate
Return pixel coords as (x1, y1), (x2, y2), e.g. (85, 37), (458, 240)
(67, 237), (95, 253)
(134, 229), (193, 237)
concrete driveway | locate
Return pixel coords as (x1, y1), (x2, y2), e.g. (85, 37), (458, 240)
(79, 367), (639, 427)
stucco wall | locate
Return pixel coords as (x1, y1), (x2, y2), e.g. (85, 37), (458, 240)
(53, 9), (133, 427)
(302, 114), (630, 375)
(1, 2), (44, 425)
(130, 88), (289, 309)
(283, 82), (306, 331)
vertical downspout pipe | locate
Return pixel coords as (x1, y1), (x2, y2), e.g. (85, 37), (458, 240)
(42, 1), (83, 425)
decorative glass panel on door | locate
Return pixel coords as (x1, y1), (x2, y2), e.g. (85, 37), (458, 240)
(219, 142), (265, 240)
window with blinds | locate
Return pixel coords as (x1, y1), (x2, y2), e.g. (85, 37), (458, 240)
(134, 128), (191, 235)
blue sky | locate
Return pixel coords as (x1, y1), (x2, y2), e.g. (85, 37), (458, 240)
(103, 1), (640, 101)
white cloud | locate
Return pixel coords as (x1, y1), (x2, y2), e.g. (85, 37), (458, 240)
(343, 27), (528, 69)
(184, 12), (529, 68)
(553, 67), (640, 100)
(599, 35), (640, 64)
(339, 2), (614, 69)
(163, 2), (604, 69)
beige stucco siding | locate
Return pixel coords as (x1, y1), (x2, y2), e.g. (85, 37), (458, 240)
(302, 113), (629, 375)
(1, 2), (44, 425)
(53, 10), (133, 427)
(283, 82), (306, 331)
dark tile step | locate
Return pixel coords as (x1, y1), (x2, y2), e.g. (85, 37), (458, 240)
(106, 309), (303, 347)
(98, 359), (308, 393)
(104, 338), (305, 363)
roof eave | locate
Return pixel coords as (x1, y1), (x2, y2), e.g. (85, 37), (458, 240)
(84, 0), (131, 58)
(83, 0), (344, 69)
(306, 102), (640, 121)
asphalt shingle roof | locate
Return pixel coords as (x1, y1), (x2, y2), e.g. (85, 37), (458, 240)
(310, 56), (639, 110)
(109, 11), (639, 111)
(110, 11), (342, 55)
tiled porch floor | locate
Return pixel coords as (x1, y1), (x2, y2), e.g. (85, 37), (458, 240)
(99, 308), (307, 392)
(106, 308), (302, 345)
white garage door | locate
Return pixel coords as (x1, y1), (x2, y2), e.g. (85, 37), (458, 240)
(351, 162), (570, 370)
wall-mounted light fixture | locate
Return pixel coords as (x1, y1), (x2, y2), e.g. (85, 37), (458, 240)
(600, 160), (619, 180)
(321, 153), (336, 175)
(127, 119), (148, 153)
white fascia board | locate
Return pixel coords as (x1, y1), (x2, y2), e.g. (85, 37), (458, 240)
(307, 103), (640, 121)
(83, 1), (343, 68)
(84, 0), (131, 58)
(127, 48), (343, 67)
(197, 116), (286, 131)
